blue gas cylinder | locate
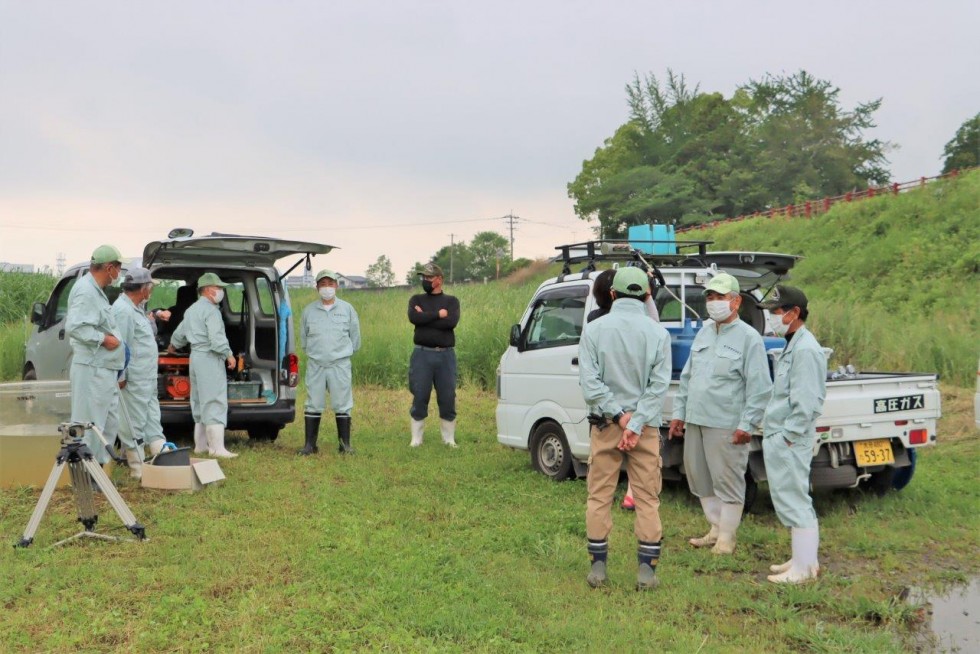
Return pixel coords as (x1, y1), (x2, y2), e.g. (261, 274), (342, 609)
(667, 319), (702, 379)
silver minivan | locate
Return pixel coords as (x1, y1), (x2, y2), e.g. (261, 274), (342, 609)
(24, 229), (334, 441)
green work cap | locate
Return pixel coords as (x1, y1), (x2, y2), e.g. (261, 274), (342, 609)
(703, 272), (740, 296)
(315, 269), (339, 283)
(197, 272), (229, 288)
(612, 267), (650, 296)
(91, 244), (123, 265)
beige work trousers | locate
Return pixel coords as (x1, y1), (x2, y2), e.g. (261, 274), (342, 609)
(586, 424), (663, 543)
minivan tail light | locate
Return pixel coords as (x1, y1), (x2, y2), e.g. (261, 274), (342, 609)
(909, 429), (928, 445)
(287, 354), (299, 388)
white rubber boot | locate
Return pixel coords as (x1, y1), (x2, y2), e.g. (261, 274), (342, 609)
(148, 439), (166, 457)
(125, 447), (144, 480)
(206, 424), (238, 459)
(712, 502), (743, 555)
(689, 496), (722, 547)
(193, 424), (208, 453)
(410, 419), (425, 447)
(768, 527), (819, 583)
(440, 419), (457, 448)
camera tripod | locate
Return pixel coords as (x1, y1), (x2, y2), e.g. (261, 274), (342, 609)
(14, 422), (146, 548)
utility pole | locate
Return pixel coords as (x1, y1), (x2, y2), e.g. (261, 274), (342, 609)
(504, 213), (519, 261)
(449, 233), (454, 283)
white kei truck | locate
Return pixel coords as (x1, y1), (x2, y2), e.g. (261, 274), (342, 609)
(495, 239), (942, 506)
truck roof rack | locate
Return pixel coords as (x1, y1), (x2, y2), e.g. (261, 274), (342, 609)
(553, 239), (713, 275)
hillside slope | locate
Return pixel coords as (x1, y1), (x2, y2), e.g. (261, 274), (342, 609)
(689, 170), (979, 386)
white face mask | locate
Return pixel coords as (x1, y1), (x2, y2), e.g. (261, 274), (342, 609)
(212, 289), (225, 305)
(319, 286), (336, 301)
(706, 299), (733, 322)
(768, 312), (791, 337)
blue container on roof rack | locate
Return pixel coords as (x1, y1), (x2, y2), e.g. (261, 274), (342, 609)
(628, 224), (676, 255)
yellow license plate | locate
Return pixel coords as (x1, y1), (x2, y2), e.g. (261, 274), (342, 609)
(854, 439), (894, 466)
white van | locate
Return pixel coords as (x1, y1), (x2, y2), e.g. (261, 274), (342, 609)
(24, 229), (334, 441)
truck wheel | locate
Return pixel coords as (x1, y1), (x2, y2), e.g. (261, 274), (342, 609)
(530, 421), (573, 481)
(891, 449), (917, 491)
(743, 472), (758, 514)
(247, 426), (280, 442)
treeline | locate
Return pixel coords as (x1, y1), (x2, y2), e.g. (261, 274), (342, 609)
(568, 69), (893, 235)
(406, 231), (532, 284)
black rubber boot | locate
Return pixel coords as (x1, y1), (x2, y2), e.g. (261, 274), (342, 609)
(337, 415), (354, 455)
(299, 414), (320, 455)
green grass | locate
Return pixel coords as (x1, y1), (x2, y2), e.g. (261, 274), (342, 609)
(691, 170), (980, 386)
(1, 386), (976, 652)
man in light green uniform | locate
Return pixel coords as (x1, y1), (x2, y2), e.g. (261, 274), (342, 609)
(670, 273), (772, 554)
(112, 267), (168, 479)
(299, 269), (361, 455)
(65, 245), (126, 465)
(759, 285), (827, 584)
(579, 267), (672, 590)
(168, 273), (238, 458)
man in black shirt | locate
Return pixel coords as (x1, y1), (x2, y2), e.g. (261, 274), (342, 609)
(407, 262), (461, 447)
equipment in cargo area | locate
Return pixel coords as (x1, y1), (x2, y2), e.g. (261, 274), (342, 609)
(157, 352), (262, 401)
(158, 354), (191, 400)
(15, 422), (147, 548)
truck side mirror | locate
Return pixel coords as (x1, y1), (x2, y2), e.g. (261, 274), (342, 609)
(30, 302), (45, 326)
(509, 323), (522, 348)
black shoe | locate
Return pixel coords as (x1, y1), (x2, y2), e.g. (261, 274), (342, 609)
(299, 414), (320, 455)
(337, 415), (354, 455)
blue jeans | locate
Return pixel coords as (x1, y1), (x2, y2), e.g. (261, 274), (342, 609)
(408, 347), (456, 421)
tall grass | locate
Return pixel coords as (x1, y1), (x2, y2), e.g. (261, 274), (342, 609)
(0, 320), (31, 381)
(294, 264), (560, 391)
(0, 272), (55, 324)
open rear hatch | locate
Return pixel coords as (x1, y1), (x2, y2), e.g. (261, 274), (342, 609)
(704, 251), (800, 291)
(143, 231), (335, 268)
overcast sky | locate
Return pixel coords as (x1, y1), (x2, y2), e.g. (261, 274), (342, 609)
(1, 1), (977, 280)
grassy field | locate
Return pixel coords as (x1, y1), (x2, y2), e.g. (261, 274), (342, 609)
(1, 384), (977, 652)
(1, 174), (978, 651)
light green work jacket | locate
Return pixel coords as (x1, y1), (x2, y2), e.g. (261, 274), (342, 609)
(300, 298), (361, 366)
(170, 296), (233, 358)
(579, 299), (672, 434)
(112, 293), (157, 382)
(65, 273), (125, 370)
(673, 318), (773, 432)
(763, 326), (827, 443)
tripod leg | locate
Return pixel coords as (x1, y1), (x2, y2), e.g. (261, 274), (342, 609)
(83, 459), (146, 540)
(15, 461), (67, 548)
(69, 461), (99, 530)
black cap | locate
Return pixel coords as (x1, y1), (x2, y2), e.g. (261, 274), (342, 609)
(758, 284), (808, 310)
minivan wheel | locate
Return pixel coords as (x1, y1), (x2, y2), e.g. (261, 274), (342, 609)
(247, 426), (281, 442)
(530, 421), (573, 481)
(22, 366), (37, 381)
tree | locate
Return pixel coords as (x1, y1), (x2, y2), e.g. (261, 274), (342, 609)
(468, 231), (510, 280)
(431, 242), (471, 283)
(941, 113), (979, 173)
(567, 69), (892, 234)
(365, 255), (395, 288)
(405, 262), (422, 286)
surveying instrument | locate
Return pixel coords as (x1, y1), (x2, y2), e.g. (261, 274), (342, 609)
(14, 421), (146, 548)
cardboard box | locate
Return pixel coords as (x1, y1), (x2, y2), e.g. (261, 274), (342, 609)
(141, 457), (225, 491)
